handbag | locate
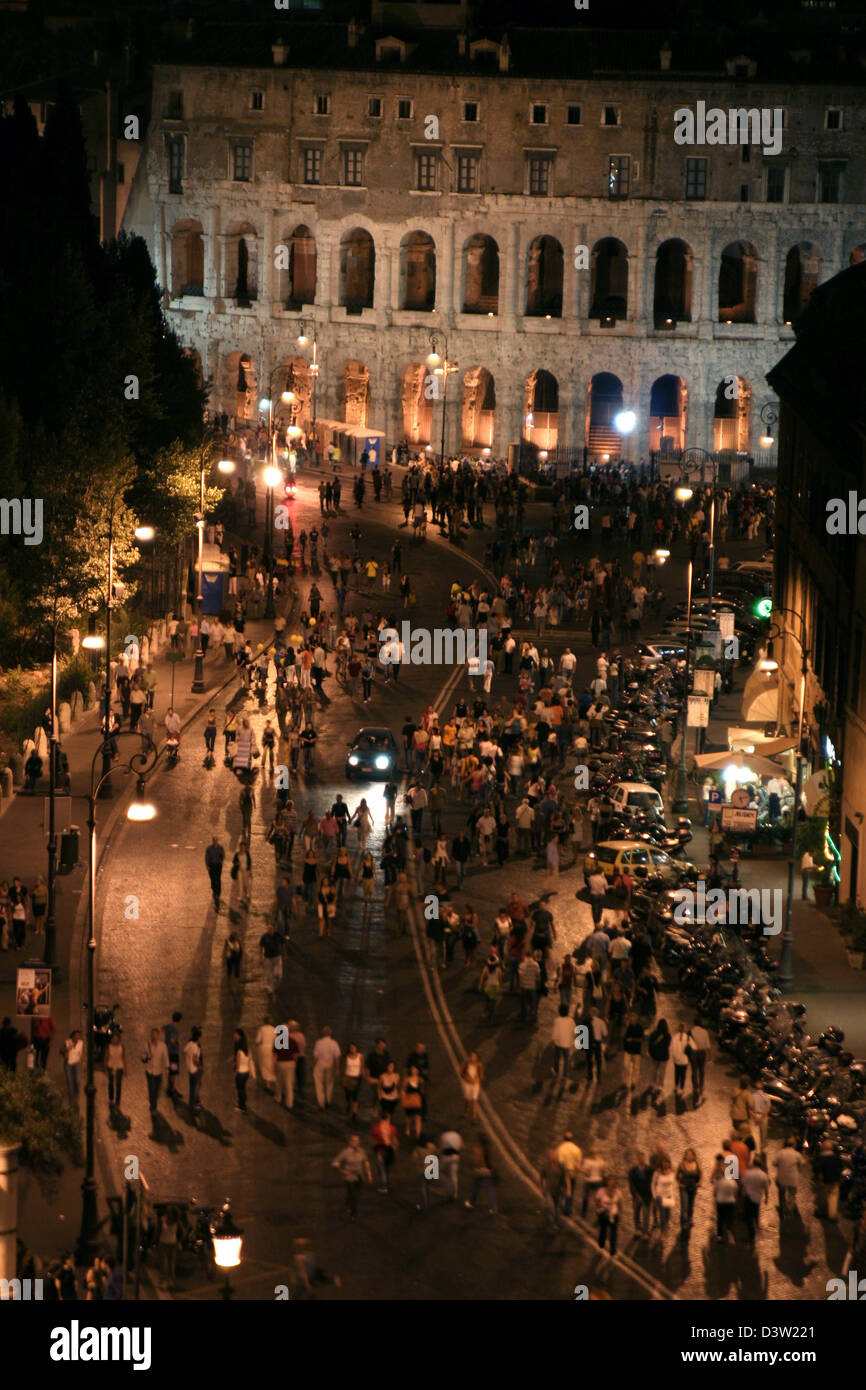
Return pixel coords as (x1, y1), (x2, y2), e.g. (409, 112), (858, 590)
(230, 856), (239, 880)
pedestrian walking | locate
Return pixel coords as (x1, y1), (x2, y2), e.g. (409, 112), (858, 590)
(205, 837), (225, 909)
(371, 1113), (399, 1193)
(551, 1005), (574, 1078)
(313, 1026), (341, 1109)
(647, 1018), (671, 1100)
(224, 930), (243, 983)
(164, 1011), (182, 1098)
(255, 1017), (276, 1093)
(687, 1020), (710, 1104)
(158, 1206), (180, 1289)
(460, 1051), (483, 1122)
(62, 1030), (83, 1104)
(581, 1146), (607, 1217)
(676, 1148), (702, 1233)
(230, 1028), (255, 1111)
(622, 1012), (644, 1094)
(596, 1176), (622, 1256)
(232, 840), (252, 904)
(670, 1021), (691, 1097)
(464, 1140), (497, 1214)
(651, 1155), (676, 1239)
(713, 1154), (739, 1243)
(741, 1155), (770, 1244)
(143, 1027), (169, 1114)
(105, 1030), (125, 1111)
(749, 1079), (772, 1153)
(730, 1076), (752, 1137)
(628, 1152), (652, 1236)
(259, 921), (283, 993)
(586, 1007), (607, 1083)
(774, 1136), (804, 1219)
(439, 1129), (463, 1201)
(814, 1138), (843, 1221)
(184, 1027), (203, 1113)
(332, 1134), (373, 1219)
(341, 1042), (363, 1123)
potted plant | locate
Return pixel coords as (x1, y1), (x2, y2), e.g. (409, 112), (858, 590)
(844, 911), (866, 970)
(811, 863), (833, 909)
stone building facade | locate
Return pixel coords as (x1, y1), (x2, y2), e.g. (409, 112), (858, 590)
(121, 33), (866, 463)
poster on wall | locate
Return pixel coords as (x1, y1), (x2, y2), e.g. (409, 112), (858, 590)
(16, 966), (52, 1017)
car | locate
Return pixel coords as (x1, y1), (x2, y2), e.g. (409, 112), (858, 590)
(582, 840), (695, 886)
(609, 781), (665, 817)
(733, 560), (773, 577)
(345, 727), (399, 779)
(635, 640), (687, 671)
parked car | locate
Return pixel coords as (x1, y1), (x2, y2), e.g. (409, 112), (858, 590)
(583, 839), (696, 886)
(609, 781), (665, 817)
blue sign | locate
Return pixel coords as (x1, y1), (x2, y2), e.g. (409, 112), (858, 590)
(362, 435), (381, 469)
(202, 572), (225, 615)
(708, 788), (723, 805)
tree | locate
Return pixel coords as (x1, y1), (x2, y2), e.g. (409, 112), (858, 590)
(0, 1069), (83, 1194)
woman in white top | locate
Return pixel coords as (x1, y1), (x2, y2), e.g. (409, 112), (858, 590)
(342, 1042), (363, 1122)
(669, 1024), (692, 1097)
(255, 1018), (276, 1092)
(459, 1051), (484, 1122)
(230, 1028), (256, 1112)
(350, 799), (374, 853)
(432, 837), (450, 886)
(651, 1156), (677, 1238)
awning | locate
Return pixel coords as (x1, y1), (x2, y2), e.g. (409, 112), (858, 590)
(694, 749), (789, 779)
(740, 668), (780, 724)
(727, 728), (797, 757)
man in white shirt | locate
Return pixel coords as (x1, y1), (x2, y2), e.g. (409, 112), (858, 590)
(184, 1027), (203, 1112)
(164, 707), (182, 739)
(749, 1080), (772, 1154)
(313, 1026), (342, 1109)
(477, 810), (497, 865)
(587, 870), (609, 924)
(144, 1027), (169, 1113)
(551, 1005), (575, 1077)
(559, 648), (577, 685)
(688, 1022), (711, 1102)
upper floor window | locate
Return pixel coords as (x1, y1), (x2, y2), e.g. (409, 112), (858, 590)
(685, 156), (707, 200)
(825, 107), (842, 130)
(368, 96), (382, 117)
(602, 105), (621, 126)
(566, 104), (582, 126)
(315, 94), (331, 116)
(250, 91), (264, 112)
(302, 147), (322, 185)
(818, 161), (843, 203)
(167, 90), (184, 119)
(415, 151), (438, 191)
(456, 152), (478, 194)
(531, 103), (548, 125)
(343, 147), (366, 186)
(766, 165), (786, 202)
(608, 154), (630, 199)
(167, 135), (184, 193)
(463, 101), (479, 123)
(528, 154), (553, 196)
(232, 141), (252, 182)
(397, 98), (414, 120)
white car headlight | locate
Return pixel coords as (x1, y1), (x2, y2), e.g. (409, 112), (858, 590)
(348, 755), (360, 766)
(375, 754), (390, 770)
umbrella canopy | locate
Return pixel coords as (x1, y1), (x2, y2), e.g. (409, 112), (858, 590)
(694, 749), (789, 779)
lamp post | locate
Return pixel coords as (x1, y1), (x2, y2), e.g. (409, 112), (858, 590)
(262, 464), (284, 620)
(672, 559), (694, 815)
(43, 600), (60, 971)
(297, 322), (319, 453)
(759, 607), (811, 992)
(192, 456), (235, 693)
(76, 734), (162, 1265)
(427, 331), (458, 466)
(211, 1199), (244, 1300)
(759, 402), (778, 450)
(679, 447), (718, 622)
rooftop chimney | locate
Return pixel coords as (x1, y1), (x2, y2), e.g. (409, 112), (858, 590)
(660, 43), (672, 71)
(457, 32), (467, 56)
(272, 40), (289, 66)
(348, 19), (359, 47)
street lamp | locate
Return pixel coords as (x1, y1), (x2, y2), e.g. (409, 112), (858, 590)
(262, 465), (284, 620)
(76, 733), (164, 1265)
(211, 1199), (244, 1300)
(427, 331), (458, 466)
(759, 402), (778, 448)
(297, 321), (319, 450)
(672, 559), (694, 816)
(763, 610), (811, 991)
(680, 448), (719, 621)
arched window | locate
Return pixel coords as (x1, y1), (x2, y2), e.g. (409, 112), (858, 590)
(718, 241), (757, 323)
(523, 369), (559, 448)
(339, 229), (375, 313)
(281, 225), (317, 309)
(463, 234), (499, 315)
(225, 223), (258, 303)
(461, 367), (496, 447)
(649, 375), (687, 455)
(224, 351), (256, 422)
(713, 377), (751, 453)
(585, 373), (624, 458)
(653, 239), (693, 327)
(401, 363), (433, 444)
(525, 236), (563, 318)
(399, 231), (436, 311)
(171, 219), (204, 298)
(589, 238), (628, 321)
(782, 243), (820, 325)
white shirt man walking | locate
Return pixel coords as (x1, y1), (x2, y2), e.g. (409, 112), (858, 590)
(313, 1026), (342, 1109)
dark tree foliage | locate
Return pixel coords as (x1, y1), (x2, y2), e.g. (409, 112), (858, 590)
(0, 86), (205, 660)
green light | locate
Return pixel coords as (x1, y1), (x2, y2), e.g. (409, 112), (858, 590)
(755, 598), (773, 619)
